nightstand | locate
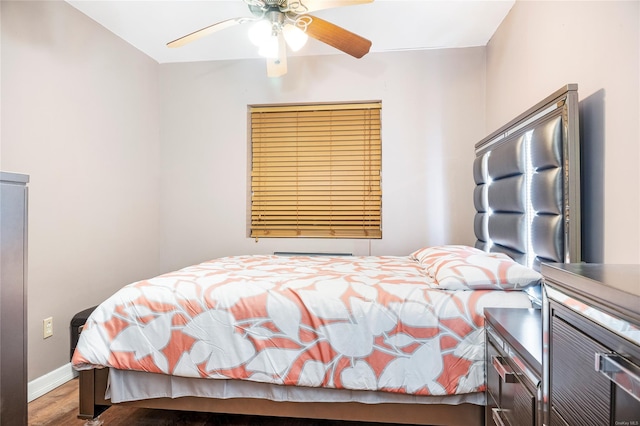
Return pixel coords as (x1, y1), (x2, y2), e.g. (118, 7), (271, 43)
(485, 308), (542, 426)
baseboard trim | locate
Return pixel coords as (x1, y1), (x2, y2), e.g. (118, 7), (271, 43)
(28, 362), (78, 402)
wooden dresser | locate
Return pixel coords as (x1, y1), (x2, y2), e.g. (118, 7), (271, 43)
(542, 263), (640, 426)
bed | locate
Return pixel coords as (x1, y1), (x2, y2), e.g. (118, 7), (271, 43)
(72, 84), (581, 426)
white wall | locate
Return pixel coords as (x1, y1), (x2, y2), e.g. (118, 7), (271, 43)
(486, 0), (640, 263)
(157, 49), (487, 272)
(1, 1), (161, 379)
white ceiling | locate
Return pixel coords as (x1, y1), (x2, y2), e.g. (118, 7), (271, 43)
(65, 0), (515, 64)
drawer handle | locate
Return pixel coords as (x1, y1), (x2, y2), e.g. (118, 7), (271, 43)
(492, 355), (518, 384)
(491, 408), (508, 426)
(595, 352), (640, 403)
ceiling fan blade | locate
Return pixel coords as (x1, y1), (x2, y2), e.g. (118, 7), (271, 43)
(267, 33), (288, 78)
(305, 15), (371, 58)
(299, 0), (373, 13)
(167, 17), (254, 48)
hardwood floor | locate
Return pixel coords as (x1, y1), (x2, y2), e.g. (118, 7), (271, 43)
(28, 379), (388, 426)
(28, 379), (86, 426)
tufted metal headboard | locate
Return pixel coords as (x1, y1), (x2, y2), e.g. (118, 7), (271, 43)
(474, 84), (581, 270)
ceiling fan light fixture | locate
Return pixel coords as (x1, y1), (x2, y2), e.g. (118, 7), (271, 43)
(248, 20), (272, 46)
(258, 34), (280, 58)
(282, 24), (308, 51)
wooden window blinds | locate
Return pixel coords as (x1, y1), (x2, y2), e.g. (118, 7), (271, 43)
(250, 102), (382, 239)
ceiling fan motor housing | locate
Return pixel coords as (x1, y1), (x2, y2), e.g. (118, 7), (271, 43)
(248, 0), (290, 14)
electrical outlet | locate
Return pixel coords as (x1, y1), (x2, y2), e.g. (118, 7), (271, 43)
(43, 317), (53, 339)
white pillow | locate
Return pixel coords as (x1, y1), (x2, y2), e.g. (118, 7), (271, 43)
(410, 245), (541, 291)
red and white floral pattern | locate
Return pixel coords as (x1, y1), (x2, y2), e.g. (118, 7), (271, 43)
(72, 254), (532, 396)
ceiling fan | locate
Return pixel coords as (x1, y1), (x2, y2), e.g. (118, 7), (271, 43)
(167, 0), (373, 77)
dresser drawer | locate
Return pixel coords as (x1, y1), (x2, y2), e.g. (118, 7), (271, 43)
(551, 314), (611, 425)
(549, 301), (640, 426)
(486, 337), (501, 408)
(486, 326), (537, 426)
(501, 369), (535, 426)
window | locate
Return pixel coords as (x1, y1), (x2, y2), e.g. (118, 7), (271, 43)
(250, 102), (382, 239)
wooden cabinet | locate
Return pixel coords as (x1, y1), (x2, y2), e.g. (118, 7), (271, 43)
(0, 172), (29, 425)
(485, 308), (542, 426)
(542, 263), (640, 426)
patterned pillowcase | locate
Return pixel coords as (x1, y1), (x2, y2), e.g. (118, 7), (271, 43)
(410, 245), (542, 290)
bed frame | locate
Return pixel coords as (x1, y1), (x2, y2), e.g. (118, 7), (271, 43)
(79, 368), (483, 425)
(474, 84), (580, 270)
(77, 84), (581, 426)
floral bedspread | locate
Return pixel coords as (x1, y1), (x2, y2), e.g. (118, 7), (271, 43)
(72, 254), (532, 396)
